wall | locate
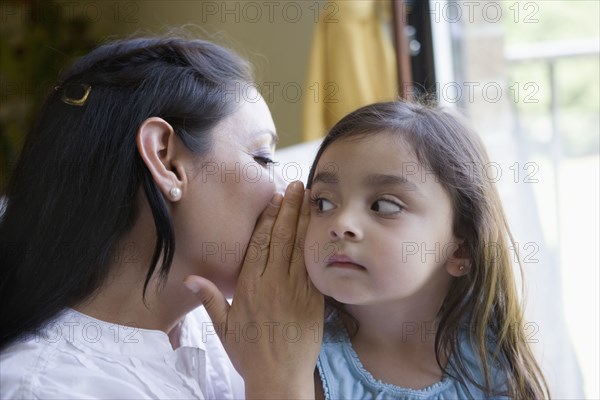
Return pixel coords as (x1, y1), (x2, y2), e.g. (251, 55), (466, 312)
(105, 0), (319, 148)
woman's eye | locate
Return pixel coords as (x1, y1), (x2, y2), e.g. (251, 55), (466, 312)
(371, 199), (403, 214)
(310, 197), (335, 212)
(253, 156), (277, 166)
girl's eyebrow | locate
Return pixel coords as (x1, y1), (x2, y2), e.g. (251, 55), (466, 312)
(365, 173), (422, 194)
(312, 171), (422, 195)
(312, 170), (338, 185)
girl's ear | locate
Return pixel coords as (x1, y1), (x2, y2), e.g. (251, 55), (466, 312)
(136, 117), (187, 202)
(446, 239), (471, 277)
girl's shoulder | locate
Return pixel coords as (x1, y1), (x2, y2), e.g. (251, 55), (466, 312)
(445, 330), (511, 398)
(318, 310), (510, 399)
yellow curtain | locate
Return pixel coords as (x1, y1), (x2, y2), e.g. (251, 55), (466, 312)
(302, 0), (398, 141)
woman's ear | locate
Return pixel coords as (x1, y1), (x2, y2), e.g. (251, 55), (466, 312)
(446, 239), (471, 277)
(136, 117), (187, 202)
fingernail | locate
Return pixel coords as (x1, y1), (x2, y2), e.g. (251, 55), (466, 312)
(183, 279), (201, 294)
(270, 193), (283, 206)
(289, 181), (304, 193)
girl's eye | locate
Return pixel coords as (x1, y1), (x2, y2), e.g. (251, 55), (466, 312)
(253, 156), (277, 167)
(371, 199), (403, 215)
(310, 197), (335, 213)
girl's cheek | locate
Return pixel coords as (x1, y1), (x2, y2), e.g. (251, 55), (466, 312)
(305, 224), (334, 266)
(305, 220), (321, 243)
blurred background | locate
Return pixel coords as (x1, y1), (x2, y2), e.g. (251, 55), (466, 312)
(1, 1), (598, 398)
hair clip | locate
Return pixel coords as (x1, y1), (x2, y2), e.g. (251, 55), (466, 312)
(55, 83), (92, 106)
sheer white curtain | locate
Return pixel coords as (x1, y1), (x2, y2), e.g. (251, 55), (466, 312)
(426, 2), (587, 397)
(480, 133), (585, 399)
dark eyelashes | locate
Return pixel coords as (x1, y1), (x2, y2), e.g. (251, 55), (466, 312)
(253, 156), (277, 166)
(309, 195), (405, 215)
(309, 195), (330, 213)
(371, 198), (404, 214)
(309, 194), (320, 205)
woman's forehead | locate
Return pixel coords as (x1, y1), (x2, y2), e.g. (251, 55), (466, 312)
(214, 97), (277, 146)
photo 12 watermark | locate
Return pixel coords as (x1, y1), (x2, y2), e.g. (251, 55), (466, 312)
(198, 1), (339, 24)
(201, 321), (322, 344)
(402, 81), (541, 105)
(422, 1), (540, 24)
(20, 320), (140, 345)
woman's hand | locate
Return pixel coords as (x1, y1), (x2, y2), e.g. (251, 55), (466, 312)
(184, 181), (324, 399)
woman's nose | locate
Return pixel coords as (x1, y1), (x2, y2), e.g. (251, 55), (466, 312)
(274, 171), (288, 194)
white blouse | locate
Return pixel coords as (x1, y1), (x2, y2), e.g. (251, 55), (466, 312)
(0, 307), (244, 399)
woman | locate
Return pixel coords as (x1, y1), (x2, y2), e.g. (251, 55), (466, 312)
(0, 36), (323, 399)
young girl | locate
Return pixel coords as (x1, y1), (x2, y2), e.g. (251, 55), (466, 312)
(304, 101), (549, 399)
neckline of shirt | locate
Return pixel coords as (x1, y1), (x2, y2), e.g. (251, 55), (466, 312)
(329, 309), (453, 395)
(35, 308), (198, 357)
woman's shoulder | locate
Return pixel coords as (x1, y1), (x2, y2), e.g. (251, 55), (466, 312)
(1, 336), (57, 399)
(1, 334), (147, 399)
(2, 343), (154, 399)
(1, 309), (79, 397)
(0, 309), (206, 399)
(0, 315), (153, 399)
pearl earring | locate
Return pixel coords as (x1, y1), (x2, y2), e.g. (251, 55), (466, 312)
(458, 265), (465, 271)
(169, 187), (181, 200)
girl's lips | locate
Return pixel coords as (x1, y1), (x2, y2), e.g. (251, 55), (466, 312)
(326, 254), (366, 270)
(327, 254), (356, 263)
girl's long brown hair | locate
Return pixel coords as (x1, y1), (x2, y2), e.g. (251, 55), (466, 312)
(307, 101), (550, 399)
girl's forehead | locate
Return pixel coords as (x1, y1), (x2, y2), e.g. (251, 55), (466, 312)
(320, 132), (418, 162)
(312, 134), (428, 185)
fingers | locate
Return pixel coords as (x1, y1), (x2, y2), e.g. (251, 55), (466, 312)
(289, 189), (311, 278)
(183, 275), (230, 341)
(241, 193), (283, 278)
(268, 181), (305, 276)
(238, 181), (304, 281)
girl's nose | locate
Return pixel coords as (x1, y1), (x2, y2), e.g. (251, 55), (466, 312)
(329, 212), (363, 241)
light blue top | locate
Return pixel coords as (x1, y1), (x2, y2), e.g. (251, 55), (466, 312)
(316, 310), (509, 399)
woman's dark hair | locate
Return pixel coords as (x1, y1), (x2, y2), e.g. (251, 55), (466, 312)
(307, 101), (550, 399)
(0, 36), (253, 349)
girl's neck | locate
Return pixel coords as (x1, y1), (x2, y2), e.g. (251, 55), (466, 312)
(344, 293), (444, 348)
(339, 294), (449, 390)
